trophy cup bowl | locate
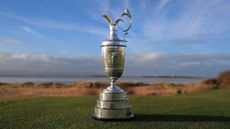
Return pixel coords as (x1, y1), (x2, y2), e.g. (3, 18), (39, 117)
(102, 44), (125, 93)
(93, 9), (134, 120)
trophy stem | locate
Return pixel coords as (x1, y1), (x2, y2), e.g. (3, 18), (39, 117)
(110, 77), (117, 89)
(102, 77), (124, 93)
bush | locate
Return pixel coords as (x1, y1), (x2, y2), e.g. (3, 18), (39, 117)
(118, 82), (147, 88)
(218, 71), (230, 87)
(202, 78), (218, 86)
(76, 81), (108, 88)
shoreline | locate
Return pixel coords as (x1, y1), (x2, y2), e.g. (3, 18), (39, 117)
(0, 79), (227, 99)
(0, 76), (202, 84)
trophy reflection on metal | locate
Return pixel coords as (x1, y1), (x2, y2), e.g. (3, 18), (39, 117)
(93, 9), (134, 120)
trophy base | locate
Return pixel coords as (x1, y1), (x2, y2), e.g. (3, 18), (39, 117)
(92, 114), (134, 121)
(93, 91), (134, 120)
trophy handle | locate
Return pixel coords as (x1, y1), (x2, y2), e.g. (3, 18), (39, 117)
(114, 9), (132, 40)
(120, 9), (132, 40)
(102, 9), (132, 41)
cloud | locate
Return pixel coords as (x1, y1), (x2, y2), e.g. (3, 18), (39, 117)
(20, 26), (70, 47)
(128, 52), (160, 63)
(0, 51), (229, 77)
(0, 11), (106, 37)
(0, 38), (25, 45)
(126, 52), (230, 76)
(21, 26), (41, 36)
(154, 0), (172, 15)
(0, 52), (103, 76)
(142, 0), (230, 43)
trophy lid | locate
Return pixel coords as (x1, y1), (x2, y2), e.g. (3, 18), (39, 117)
(101, 9), (132, 47)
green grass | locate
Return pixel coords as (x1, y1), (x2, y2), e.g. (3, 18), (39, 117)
(0, 89), (230, 129)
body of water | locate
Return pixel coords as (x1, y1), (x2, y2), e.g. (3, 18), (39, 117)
(0, 76), (204, 84)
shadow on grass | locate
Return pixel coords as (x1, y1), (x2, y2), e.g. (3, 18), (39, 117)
(134, 114), (230, 122)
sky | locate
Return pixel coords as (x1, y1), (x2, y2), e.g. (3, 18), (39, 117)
(0, 0), (230, 77)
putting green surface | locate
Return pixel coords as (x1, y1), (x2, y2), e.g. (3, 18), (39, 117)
(0, 88), (230, 129)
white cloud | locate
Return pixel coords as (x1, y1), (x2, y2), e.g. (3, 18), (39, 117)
(21, 26), (41, 36)
(0, 52), (68, 64)
(20, 26), (69, 47)
(0, 52), (102, 76)
(128, 52), (160, 63)
(0, 38), (25, 45)
(0, 11), (106, 37)
(155, 0), (172, 15)
(143, 0), (230, 42)
(126, 52), (230, 76)
(178, 61), (201, 67)
(0, 52), (229, 77)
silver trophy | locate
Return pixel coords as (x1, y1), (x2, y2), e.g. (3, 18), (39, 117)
(93, 9), (134, 120)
